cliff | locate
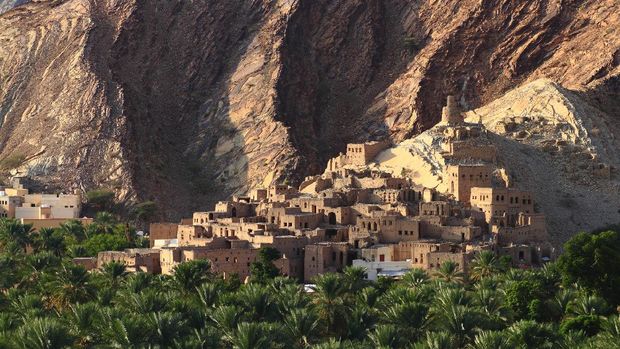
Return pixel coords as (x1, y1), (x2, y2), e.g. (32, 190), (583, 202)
(0, 0), (618, 220)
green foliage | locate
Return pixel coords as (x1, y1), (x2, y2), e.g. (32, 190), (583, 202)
(0, 222), (616, 348)
(81, 234), (130, 256)
(85, 189), (115, 210)
(560, 315), (602, 337)
(132, 201), (157, 223)
(250, 247), (282, 283)
(0, 153), (26, 170)
(557, 230), (620, 306)
(173, 259), (211, 292)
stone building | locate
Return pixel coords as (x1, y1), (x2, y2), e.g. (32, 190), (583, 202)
(97, 249), (161, 274)
(304, 242), (350, 282)
(446, 164), (494, 203)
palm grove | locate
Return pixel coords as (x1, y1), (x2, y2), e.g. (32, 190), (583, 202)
(0, 214), (619, 348)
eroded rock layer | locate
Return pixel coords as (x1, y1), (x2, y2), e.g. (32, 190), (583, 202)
(0, 0), (619, 222)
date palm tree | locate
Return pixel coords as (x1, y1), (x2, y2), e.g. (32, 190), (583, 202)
(401, 268), (430, 288)
(283, 308), (321, 348)
(148, 311), (188, 348)
(411, 331), (456, 349)
(436, 305), (486, 347)
(197, 282), (223, 308)
(368, 324), (404, 348)
(48, 264), (95, 311)
(273, 282), (310, 318)
(210, 305), (242, 336)
(59, 220), (87, 242)
(101, 261), (128, 288)
(229, 322), (270, 349)
(14, 317), (75, 349)
(381, 301), (430, 341)
(0, 219), (33, 252)
(117, 289), (167, 314)
(65, 302), (103, 347)
(93, 212), (116, 235)
(34, 228), (65, 257)
(467, 330), (510, 349)
(505, 320), (560, 349)
(103, 315), (149, 348)
(469, 251), (499, 281)
(236, 284), (277, 321)
(341, 266), (368, 293)
(311, 273), (348, 335)
(570, 294), (610, 317)
(434, 261), (465, 284)
(172, 259), (211, 293)
(122, 271), (153, 293)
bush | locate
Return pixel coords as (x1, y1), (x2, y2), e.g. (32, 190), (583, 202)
(81, 234), (130, 256)
(557, 230), (620, 306)
(85, 189), (115, 210)
(0, 154), (26, 170)
(560, 315), (602, 337)
(132, 201), (157, 222)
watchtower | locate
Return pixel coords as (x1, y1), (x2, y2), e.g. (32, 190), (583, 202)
(441, 95), (464, 125)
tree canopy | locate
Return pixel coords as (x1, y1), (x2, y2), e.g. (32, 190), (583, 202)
(0, 220), (617, 348)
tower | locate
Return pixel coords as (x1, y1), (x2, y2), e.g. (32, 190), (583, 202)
(441, 95), (464, 125)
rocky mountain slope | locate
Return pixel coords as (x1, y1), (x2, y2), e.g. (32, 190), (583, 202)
(0, 0), (28, 15)
(373, 79), (620, 244)
(0, 0), (618, 221)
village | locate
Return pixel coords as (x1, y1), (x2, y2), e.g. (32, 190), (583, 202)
(0, 97), (554, 283)
(62, 96), (551, 282)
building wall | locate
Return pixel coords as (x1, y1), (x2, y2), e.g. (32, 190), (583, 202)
(97, 249), (161, 274)
(470, 187), (535, 223)
(352, 259), (413, 281)
(424, 251), (471, 273)
(446, 164), (493, 203)
(0, 195), (22, 218)
(73, 257), (97, 270)
(149, 223), (178, 247)
(493, 213), (547, 245)
(280, 213), (321, 231)
(177, 225), (211, 246)
(445, 141), (497, 162)
(419, 221), (481, 242)
(356, 215), (421, 244)
(304, 243), (349, 282)
(21, 218), (93, 231)
(394, 241), (450, 267)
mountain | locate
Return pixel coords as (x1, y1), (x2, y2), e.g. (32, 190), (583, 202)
(372, 79), (620, 244)
(0, 0), (618, 221)
(0, 0), (28, 14)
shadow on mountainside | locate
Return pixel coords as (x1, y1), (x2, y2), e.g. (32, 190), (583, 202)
(102, 1), (268, 221)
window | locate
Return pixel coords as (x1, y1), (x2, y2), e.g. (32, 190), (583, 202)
(398, 231), (402, 235)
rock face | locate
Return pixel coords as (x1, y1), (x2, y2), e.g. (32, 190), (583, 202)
(0, 0), (28, 15)
(0, 0), (619, 221)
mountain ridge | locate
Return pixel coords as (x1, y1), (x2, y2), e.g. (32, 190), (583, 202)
(0, 0), (618, 222)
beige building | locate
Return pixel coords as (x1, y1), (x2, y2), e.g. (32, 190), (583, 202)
(470, 187), (535, 223)
(97, 249), (162, 274)
(149, 223), (179, 247)
(446, 164), (494, 204)
(304, 242), (350, 282)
